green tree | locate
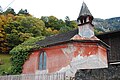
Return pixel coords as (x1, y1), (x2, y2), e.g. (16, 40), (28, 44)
(65, 16), (70, 26)
(4, 7), (16, 15)
(4, 14), (45, 50)
(65, 16), (77, 28)
(59, 25), (72, 33)
(43, 28), (59, 36)
(41, 16), (65, 30)
(18, 9), (29, 15)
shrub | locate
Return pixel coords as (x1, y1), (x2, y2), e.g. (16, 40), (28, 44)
(10, 36), (45, 74)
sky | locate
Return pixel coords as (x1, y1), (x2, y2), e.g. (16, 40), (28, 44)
(0, 0), (120, 20)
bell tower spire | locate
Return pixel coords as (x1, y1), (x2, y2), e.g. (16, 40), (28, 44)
(77, 2), (94, 38)
(77, 2), (94, 24)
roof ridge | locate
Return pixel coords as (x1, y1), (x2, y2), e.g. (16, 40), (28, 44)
(46, 28), (78, 38)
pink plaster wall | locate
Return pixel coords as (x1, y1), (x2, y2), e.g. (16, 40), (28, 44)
(22, 42), (108, 74)
(22, 51), (39, 74)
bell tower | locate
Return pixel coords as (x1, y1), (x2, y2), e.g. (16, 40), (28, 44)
(77, 2), (94, 38)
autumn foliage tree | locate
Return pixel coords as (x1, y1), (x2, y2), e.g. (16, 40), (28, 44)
(4, 14), (45, 50)
(0, 7), (78, 54)
(0, 15), (8, 53)
(0, 8), (46, 53)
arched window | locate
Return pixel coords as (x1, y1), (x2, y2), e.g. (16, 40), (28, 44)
(39, 51), (46, 70)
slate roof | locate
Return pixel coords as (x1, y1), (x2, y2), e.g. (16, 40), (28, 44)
(36, 29), (110, 49)
(36, 29), (78, 47)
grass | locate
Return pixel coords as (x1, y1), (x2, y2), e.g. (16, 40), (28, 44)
(0, 53), (11, 75)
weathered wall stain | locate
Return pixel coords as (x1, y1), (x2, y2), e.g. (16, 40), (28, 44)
(22, 42), (108, 77)
(61, 44), (76, 60)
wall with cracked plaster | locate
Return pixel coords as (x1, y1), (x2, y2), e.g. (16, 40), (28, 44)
(22, 42), (108, 77)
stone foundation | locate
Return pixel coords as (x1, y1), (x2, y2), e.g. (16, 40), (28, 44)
(75, 64), (120, 80)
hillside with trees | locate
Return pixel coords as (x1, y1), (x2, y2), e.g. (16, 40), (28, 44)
(0, 6), (120, 54)
(0, 7), (78, 54)
(0, 6), (120, 75)
(93, 17), (120, 33)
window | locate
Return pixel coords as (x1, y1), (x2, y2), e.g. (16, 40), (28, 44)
(39, 51), (46, 70)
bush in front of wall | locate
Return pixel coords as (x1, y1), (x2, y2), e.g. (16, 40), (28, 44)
(10, 36), (45, 74)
